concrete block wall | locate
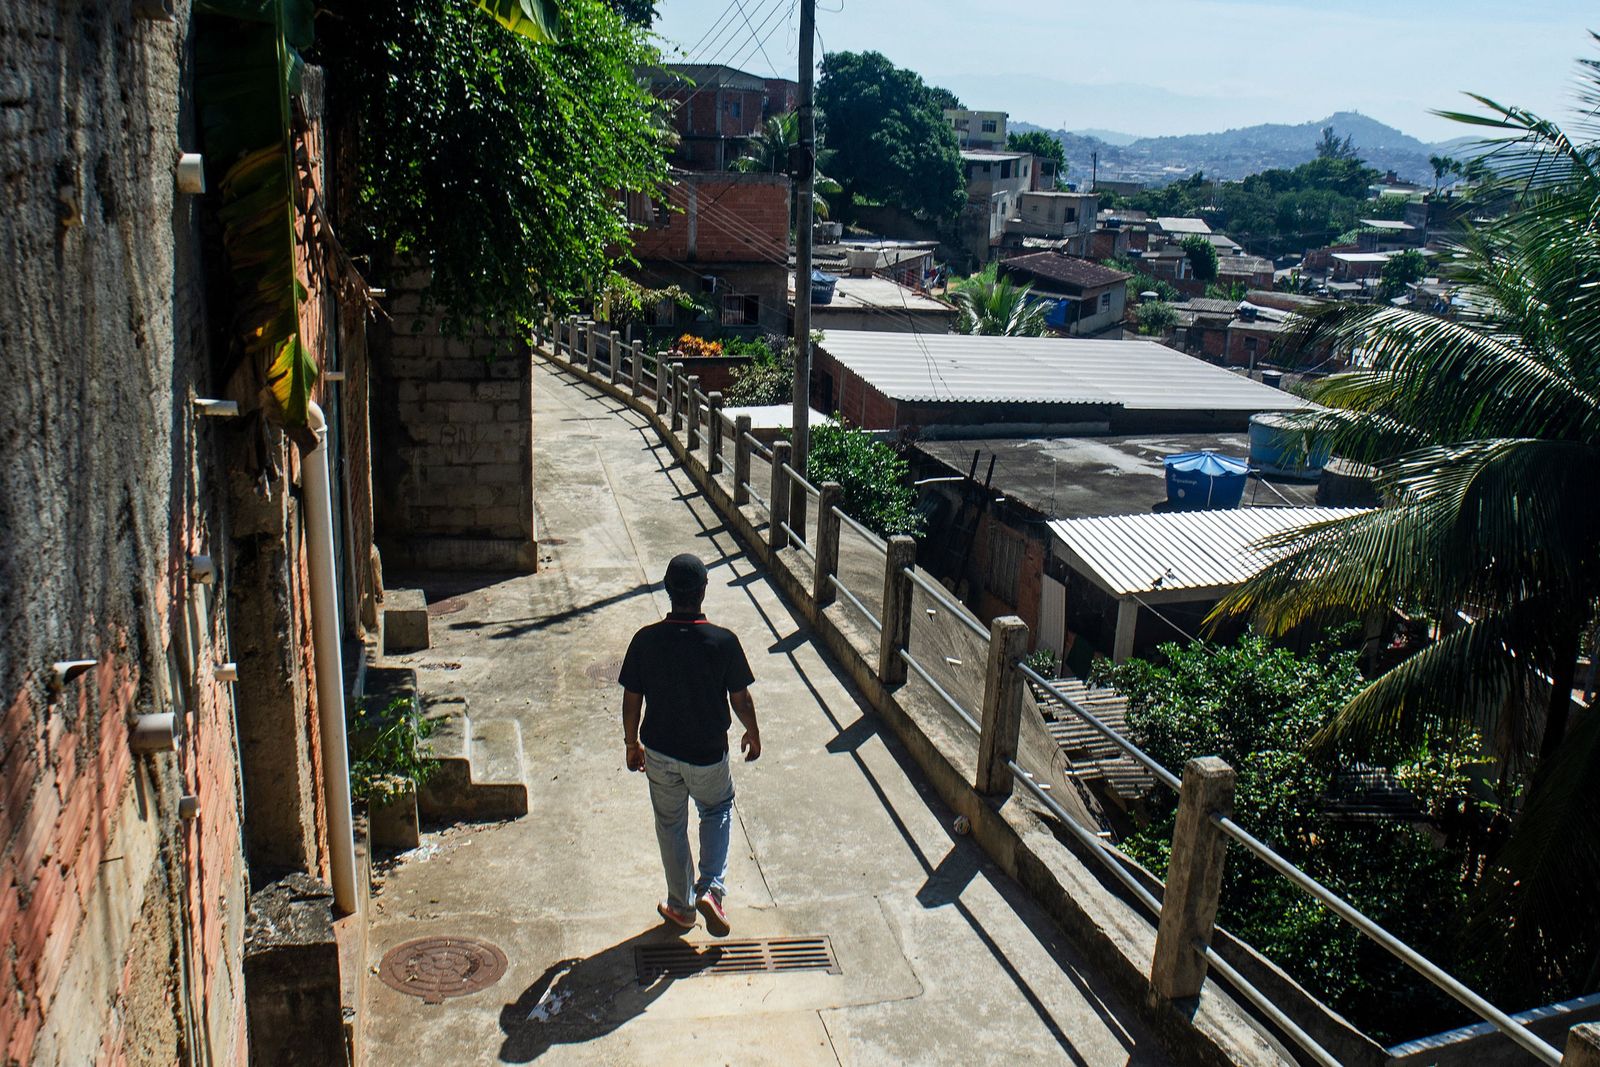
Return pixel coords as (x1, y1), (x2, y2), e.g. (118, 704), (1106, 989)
(0, 2), (249, 1063)
(373, 284), (537, 571)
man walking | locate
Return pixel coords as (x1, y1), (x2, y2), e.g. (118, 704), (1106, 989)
(619, 553), (760, 936)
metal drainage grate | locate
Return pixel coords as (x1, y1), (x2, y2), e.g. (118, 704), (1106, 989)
(379, 936), (508, 1003)
(635, 937), (840, 982)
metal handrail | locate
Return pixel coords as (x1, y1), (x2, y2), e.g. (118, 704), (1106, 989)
(779, 522), (813, 559)
(902, 567), (989, 641)
(782, 463), (820, 498)
(741, 431), (772, 461)
(831, 506), (887, 554)
(742, 483), (770, 511)
(899, 649), (981, 734)
(1007, 759), (1162, 915)
(1197, 943), (1341, 1067)
(828, 575), (882, 632)
(1212, 814), (1562, 1065)
(1016, 663), (1183, 792)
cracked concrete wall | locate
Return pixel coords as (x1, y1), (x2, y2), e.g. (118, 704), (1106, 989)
(0, 3), (248, 1063)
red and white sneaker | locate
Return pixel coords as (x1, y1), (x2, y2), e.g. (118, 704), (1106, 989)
(657, 900), (696, 930)
(696, 891), (730, 937)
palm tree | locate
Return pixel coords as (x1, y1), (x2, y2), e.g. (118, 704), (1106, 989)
(731, 112), (842, 221)
(1215, 47), (1600, 998)
(951, 264), (1050, 336)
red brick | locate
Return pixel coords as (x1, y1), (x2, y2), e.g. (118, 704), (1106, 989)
(16, 782), (62, 879)
(36, 869), (82, 1000)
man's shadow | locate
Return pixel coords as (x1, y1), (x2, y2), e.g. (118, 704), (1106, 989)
(497, 924), (697, 1062)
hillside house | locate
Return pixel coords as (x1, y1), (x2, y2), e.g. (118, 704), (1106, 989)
(627, 171), (791, 337)
(1001, 191), (1098, 256)
(652, 64), (772, 171)
(958, 150), (1036, 263)
(945, 108), (1008, 151)
(998, 252), (1129, 336)
(791, 272), (957, 334)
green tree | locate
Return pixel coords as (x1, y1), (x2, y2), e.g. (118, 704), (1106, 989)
(1377, 249), (1428, 299)
(950, 264), (1049, 336)
(1180, 233), (1219, 282)
(1134, 300), (1177, 335)
(816, 51), (966, 221)
(725, 336), (793, 406)
(1217, 53), (1600, 1001)
(927, 85), (965, 112)
(1102, 636), (1478, 1039)
(320, 0), (669, 329)
(806, 420), (923, 538)
(1316, 124), (1359, 160)
(1006, 130), (1066, 170)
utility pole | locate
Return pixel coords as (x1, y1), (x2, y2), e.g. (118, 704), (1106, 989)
(1091, 150), (1098, 192)
(790, 0), (816, 532)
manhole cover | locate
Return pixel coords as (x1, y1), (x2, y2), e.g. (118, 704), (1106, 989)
(429, 597), (468, 616)
(635, 937), (839, 982)
(379, 936), (508, 1002)
(419, 661), (463, 671)
(585, 658), (624, 686)
(541, 537), (567, 546)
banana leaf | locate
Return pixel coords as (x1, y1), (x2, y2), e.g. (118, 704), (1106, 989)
(473, 0), (560, 42)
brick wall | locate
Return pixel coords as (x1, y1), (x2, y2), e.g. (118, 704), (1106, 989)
(632, 172), (790, 265)
(373, 282), (537, 572)
(0, 3), (249, 1062)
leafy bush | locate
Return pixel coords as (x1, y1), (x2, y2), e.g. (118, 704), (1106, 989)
(349, 697), (439, 804)
(721, 336), (774, 358)
(1181, 233), (1220, 281)
(1135, 301), (1178, 335)
(1100, 635), (1481, 1041)
(806, 420), (923, 538)
(1022, 648), (1060, 678)
(725, 337), (795, 406)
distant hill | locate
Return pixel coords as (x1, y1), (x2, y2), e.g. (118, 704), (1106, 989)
(1013, 112), (1462, 186)
(1072, 127), (1137, 146)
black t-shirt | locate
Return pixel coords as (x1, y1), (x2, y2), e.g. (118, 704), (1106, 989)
(619, 612), (755, 765)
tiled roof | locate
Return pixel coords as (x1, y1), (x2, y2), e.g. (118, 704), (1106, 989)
(1000, 252), (1131, 292)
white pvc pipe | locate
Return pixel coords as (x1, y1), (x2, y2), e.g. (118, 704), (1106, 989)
(305, 402), (358, 914)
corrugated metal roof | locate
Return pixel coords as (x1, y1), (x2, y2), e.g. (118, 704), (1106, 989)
(1156, 216), (1212, 234)
(1048, 507), (1367, 597)
(816, 331), (1315, 411)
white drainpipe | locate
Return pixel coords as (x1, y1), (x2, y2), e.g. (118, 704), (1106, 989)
(305, 401), (358, 914)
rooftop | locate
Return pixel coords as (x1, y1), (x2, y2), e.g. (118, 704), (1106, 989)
(961, 150), (1028, 163)
(1000, 252), (1131, 292)
(817, 330), (1315, 412)
(914, 432), (1319, 519)
(653, 63), (766, 90)
(1216, 255), (1275, 275)
(1358, 219), (1417, 231)
(1155, 216), (1213, 235)
(789, 273), (955, 315)
(1050, 506), (1365, 598)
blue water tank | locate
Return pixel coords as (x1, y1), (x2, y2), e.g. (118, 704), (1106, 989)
(1164, 451), (1249, 510)
(1249, 413), (1330, 479)
(810, 270), (839, 305)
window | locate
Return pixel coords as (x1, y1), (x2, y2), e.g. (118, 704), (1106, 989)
(985, 527), (1025, 603)
(981, 119), (997, 133)
(955, 118), (970, 130)
(1099, 292), (1111, 311)
(721, 293), (760, 326)
(1244, 337), (1258, 357)
(653, 198), (671, 227)
(1065, 207), (1077, 222)
(1000, 160), (1011, 179)
(728, 99), (742, 118)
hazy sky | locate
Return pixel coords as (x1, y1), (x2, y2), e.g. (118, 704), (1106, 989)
(650, 0), (1597, 143)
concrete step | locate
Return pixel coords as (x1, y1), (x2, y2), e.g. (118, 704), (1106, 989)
(416, 696), (528, 821)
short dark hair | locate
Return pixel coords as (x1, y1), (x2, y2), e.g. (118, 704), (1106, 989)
(669, 587), (704, 613)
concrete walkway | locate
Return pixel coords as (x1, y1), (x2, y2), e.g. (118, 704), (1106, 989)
(363, 360), (1173, 1065)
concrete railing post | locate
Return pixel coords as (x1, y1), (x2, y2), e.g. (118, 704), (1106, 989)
(584, 322), (597, 372)
(685, 376), (702, 451)
(768, 440), (791, 552)
(654, 352), (669, 414)
(1151, 756), (1236, 1002)
(629, 341), (644, 398)
(669, 362), (685, 431)
(707, 392), (725, 474)
(1565, 1025), (1600, 1066)
(566, 319), (579, 362)
(813, 482), (842, 608)
(608, 330), (623, 385)
(975, 616), (1030, 795)
(733, 415), (752, 506)
(878, 536), (917, 685)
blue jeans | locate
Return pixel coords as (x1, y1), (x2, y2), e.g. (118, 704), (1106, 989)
(644, 747), (734, 912)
